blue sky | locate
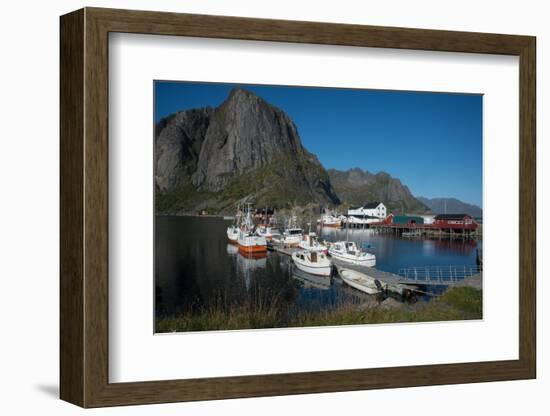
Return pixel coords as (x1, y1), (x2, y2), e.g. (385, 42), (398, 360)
(155, 81), (483, 206)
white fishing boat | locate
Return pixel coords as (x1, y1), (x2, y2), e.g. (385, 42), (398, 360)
(282, 227), (303, 246)
(270, 231), (283, 244)
(339, 268), (381, 295)
(227, 225), (239, 244)
(328, 241), (376, 266)
(298, 232), (328, 253)
(346, 216), (368, 225)
(256, 225), (279, 240)
(276, 216), (302, 246)
(292, 250), (332, 276)
(226, 205), (242, 244)
(319, 214), (341, 228)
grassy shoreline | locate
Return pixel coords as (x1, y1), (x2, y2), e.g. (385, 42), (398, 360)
(156, 286), (482, 333)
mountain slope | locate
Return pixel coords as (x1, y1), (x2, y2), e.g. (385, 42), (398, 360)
(155, 88), (340, 214)
(328, 168), (429, 213)
(417, 197), (482, 217)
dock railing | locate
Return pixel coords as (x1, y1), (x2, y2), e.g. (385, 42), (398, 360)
(397, 265), (482, 283)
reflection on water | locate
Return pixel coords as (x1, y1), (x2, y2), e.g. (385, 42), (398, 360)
(292, 268), (331, 290)
(155, 216), (481, 320)
(318, 227), (479, 274)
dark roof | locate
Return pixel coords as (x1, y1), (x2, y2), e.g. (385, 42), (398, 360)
(392, 215), (424, 224)
(434, 214), (472, 220)
(363, 201), (382, 209)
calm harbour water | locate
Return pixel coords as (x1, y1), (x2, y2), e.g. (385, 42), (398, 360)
(155, 216), (481, 320)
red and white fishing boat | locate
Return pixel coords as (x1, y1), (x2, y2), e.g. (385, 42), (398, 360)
(238, 205), (267, 255)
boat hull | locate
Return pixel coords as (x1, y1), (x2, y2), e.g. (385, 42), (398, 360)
(339, 269), (381, 295)
(238, 233), (268, 254)
(328, 250), (376, 267)
(282, 237), (301, 247)
(342, 277), (379, 295)
(238, 249), (268, 259)
(292, 252), (332, 276)
(293, 261), (332, 276)
(238, 244), (268, 254)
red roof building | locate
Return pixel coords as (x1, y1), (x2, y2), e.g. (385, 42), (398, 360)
(433, 214), (478, 230)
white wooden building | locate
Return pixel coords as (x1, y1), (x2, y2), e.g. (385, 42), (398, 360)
(347, 202), (387, 219)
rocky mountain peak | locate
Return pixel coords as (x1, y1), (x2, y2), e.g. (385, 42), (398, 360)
(191, 88), (305, 191)
(155, 88), (339, 213)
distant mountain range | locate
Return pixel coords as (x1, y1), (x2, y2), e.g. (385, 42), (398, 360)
(327, 168), (429, 213)
(417, 197), (483, 218)
(155, 87), (479, 216)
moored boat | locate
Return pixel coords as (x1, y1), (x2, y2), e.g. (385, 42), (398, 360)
(282, 227), (303, 246)
(339, 268), (382, 295)
(292, 250), (332, 276)
(328, 241), (376, 266)
(256, 225), (279, 241)
(238, 230), (267, 254)
(277, 216), (303, 247)
(226, 205), (242, 244)
(237, 205), (267, 254)
(227, 225), (239, 244)
(298, 232), (328, 253)
(319, 214), (342, 228)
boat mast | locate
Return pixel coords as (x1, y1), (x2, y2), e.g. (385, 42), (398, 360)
(245, 202), (253, 233)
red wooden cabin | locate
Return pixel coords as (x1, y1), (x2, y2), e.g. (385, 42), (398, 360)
(433, 214), (478, 230)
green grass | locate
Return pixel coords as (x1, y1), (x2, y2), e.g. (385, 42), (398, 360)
(156, 286), (482, 333)
(155, 183), (216, 214)
(155, 152), (338, 215)
(437, 286), (482, 316)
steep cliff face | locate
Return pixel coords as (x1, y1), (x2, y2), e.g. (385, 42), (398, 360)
(155, 108), (212, 191)
(155, 88), (339, 214)
(328, 168), (429, 213)
(191, 88), (307, 191)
